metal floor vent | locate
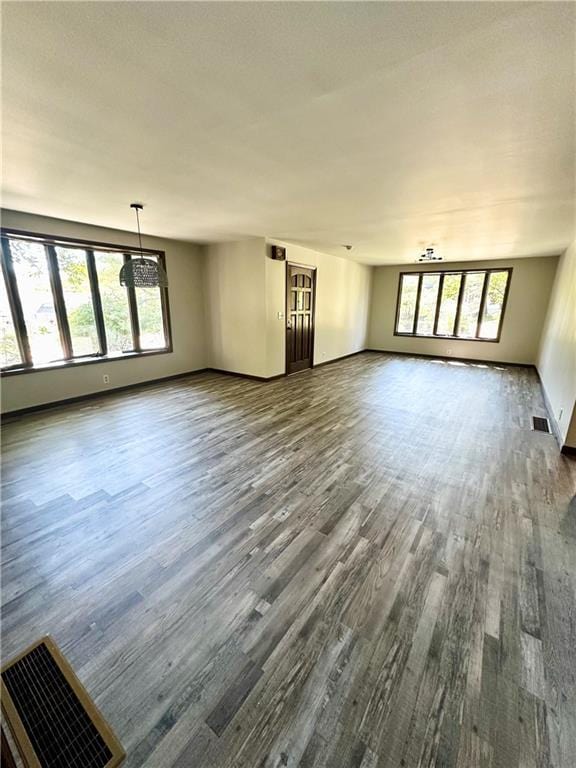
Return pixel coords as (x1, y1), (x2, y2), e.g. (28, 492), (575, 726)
(532, 416), (551, 434)
(1, 636), (125, 768)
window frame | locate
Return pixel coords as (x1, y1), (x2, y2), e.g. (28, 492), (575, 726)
(394, 267), (512, 343)
(0, 227), (172, 376)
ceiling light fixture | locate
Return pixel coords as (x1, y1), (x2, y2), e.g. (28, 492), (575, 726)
(119, 203), (168, 288)
(418, 246), (442, 263)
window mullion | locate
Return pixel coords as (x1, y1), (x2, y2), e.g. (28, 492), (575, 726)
(1, 237), (32, 366)
(432, 273), (444, 336)
(413, 273), (423, 334)
(453, 273), (467, 337)
(86, 249), (107, 356)
(124, 254), (141, 352)
(475, 271), (491, 339)
(394, 276), (404, 334)
(496, 270), (512, 341)
(159, 255), (172, 351)
(45, 244), (73, 359)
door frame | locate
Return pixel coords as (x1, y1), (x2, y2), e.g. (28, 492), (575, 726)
(285, 261), (317, 375)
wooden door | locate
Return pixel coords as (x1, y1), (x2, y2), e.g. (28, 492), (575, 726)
(286, 263), (316, 375)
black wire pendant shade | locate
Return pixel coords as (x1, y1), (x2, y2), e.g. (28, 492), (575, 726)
(119, 203), (168, 288)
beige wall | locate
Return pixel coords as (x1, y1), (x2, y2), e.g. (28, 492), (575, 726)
(3, 209), (567, 426)
(537, 241), (576, 447)
(1, 215), (373, 409)
(367, 256), (558, 365)
(204, 238), (269, 377)
(1, 210), (207, 412)
(265, 253), (287, 377)
(265, 241), (372, 376)
(204, 238), (372, 379)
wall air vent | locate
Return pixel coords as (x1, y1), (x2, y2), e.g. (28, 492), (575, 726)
(532, 416), (551, 434)
(1, 636), (125, 767)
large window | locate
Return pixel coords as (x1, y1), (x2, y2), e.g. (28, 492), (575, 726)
(394, 268), (511, 342)
(0, 229), (171, 373)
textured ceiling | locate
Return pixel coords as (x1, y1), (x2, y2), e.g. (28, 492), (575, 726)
(2, 1), (575, 265)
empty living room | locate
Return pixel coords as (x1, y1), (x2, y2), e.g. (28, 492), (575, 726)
(1, 2), (575, 767)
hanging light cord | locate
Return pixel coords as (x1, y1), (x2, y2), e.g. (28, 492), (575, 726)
(133, 204), (145, 262)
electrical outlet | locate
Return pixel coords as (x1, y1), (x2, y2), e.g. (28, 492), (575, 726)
(103, 374), (110, 384)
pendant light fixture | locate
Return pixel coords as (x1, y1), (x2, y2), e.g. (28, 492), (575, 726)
(417, 246), (442, 263)
(119, 203), (168, 288)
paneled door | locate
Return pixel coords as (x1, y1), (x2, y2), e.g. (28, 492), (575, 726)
(286, 263), (316, 375)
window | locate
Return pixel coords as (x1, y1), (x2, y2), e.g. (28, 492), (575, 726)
(394, 268), (511, 342)
(10, 239), (63, 364)
(0, 230), (171, 373)
(436, 273), (461, 337)
(396, 274), (419, 333)
(0, 266), (22, 368)
(56, 246), (100, 357)
(94, 251), (134, 354)
(415, 274), (440, 336)
(134, 256), (167, 350)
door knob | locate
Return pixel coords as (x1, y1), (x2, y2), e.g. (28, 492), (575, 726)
(287, 322), (292, 330)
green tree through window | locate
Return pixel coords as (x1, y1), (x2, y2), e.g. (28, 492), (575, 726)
(1, 233), (171, 371)
(94, 252), (134, 353)
(395, 269), (510, 342)
(56, 247), (99, 356)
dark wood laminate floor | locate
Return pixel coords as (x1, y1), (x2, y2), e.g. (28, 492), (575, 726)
(2, 353), (575, 768)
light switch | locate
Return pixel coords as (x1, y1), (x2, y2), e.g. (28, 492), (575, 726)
(277, 311), (284, 320)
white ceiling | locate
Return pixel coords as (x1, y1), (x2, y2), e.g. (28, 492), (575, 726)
(2, 1), (575, 265)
